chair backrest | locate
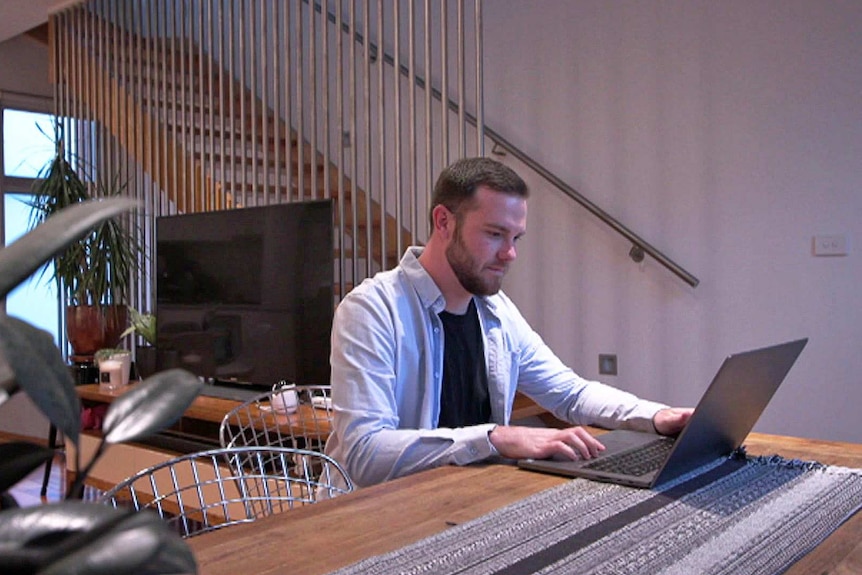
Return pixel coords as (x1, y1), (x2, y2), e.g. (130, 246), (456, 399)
(99, 446), (353, 538)
(219, 385), (334, 454)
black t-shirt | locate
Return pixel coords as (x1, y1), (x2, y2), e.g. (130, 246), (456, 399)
(437, 299), (491, 428)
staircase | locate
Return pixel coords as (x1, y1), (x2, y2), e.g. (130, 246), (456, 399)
(49, 0), (698, 315)
(59, 11), (407, 274)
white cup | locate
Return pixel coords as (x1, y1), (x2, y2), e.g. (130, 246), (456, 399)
(98, 359), (123, 390)
(96, 349), (132, 391)
(271, 383), (298, 414)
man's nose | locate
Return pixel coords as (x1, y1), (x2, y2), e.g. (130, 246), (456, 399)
(499, 241), (517, 261)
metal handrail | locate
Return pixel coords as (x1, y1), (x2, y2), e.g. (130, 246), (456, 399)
(484, 132), (701, 289)
(315, 1), (699, 288)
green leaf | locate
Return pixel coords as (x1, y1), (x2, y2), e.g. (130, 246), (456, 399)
(0, 502), (196, 575)
(102, 370), (203, 444)
(0, 198), (140, 301)
(38, 513), (197, 575)
(0, 316), (80, 445)
(0, 442), (54, 495)
(120, 308), (157, 346)
(133, 532), (199, 575)
(0, 501), (117, 547)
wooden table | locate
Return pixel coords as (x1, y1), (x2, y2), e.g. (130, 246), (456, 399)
(72, 384), (332, 493)
(78, 383), (249, 430)
(77, 383), (332, 440)
(188, 432), (862, 575)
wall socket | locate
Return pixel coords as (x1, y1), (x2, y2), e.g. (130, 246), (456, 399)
(813, 234), (849, 256)
(598, 354), (618, 376)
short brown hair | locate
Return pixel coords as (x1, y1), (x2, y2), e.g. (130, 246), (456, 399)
(430, 157), (529, 227)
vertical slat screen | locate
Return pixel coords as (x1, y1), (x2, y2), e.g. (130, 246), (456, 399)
(50, 0), (483, 315)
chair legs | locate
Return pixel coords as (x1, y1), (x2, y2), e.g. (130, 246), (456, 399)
(40, 424), (58, 498)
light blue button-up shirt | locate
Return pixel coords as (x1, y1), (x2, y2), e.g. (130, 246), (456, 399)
(325, 247), (667, 487)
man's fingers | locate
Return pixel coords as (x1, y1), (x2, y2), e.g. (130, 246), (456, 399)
(550, 442), (579, 461)
(491, 424), (606, 461)
(653, 407), (695, 435)
(563, 428), (605, 460)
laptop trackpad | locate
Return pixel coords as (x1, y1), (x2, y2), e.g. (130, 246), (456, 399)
(594, 429), (665, 458)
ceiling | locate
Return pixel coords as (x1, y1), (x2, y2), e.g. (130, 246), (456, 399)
(0, 0), (80, 44)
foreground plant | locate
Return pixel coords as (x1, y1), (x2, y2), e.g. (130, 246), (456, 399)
(0, 199), (203, 575)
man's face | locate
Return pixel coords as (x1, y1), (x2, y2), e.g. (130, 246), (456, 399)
(445, 186), (527, 296)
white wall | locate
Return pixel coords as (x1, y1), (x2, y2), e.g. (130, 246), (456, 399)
(484, 1), (862, 442)
(0, 33), (52, 97)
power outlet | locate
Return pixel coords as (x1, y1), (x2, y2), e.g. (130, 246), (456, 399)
(598, 354), (618, 376)
(813, 234), (849, 256)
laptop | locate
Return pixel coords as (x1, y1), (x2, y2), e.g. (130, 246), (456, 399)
(518, 338), (808, 488)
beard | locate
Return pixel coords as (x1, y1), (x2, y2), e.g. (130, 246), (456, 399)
(445, 226), (506, 296)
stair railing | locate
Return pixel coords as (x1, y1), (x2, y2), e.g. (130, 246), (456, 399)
(318, 0), (699, 288)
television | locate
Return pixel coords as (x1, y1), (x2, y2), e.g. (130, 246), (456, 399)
(155, 200), (334, 388)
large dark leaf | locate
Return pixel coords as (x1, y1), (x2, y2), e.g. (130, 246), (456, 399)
(38, 512), (197, 575)
(102, 369), (203, 444)
(38, 522), (163, 575)
(0, 442), (54, 495)
(0, 198), (139, 300)
(0, 501), (196, 575)
(0, 501), (118, 547)
(0, 316), (80, 445)
(132, 533), (198, 575)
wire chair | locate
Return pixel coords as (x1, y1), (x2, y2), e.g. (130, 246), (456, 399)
(99, 446), (353, 538)
(220, 385), (334, 454)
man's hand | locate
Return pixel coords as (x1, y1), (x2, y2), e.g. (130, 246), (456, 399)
(489, 425), (605, 461)
(653, 407), (694, 435)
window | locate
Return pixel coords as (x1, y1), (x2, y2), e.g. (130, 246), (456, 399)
(2, 107), (60, 345)
(3, 109), (56, 178)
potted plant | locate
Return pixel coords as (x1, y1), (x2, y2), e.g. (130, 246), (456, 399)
(120, 307), (160, 379)
(0, 198), (202, 573)
(28, 120), (142, 358)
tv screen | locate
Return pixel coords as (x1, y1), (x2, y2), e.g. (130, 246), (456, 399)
(156, 200), (333, 388)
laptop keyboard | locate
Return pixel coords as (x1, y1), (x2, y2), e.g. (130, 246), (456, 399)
(584, 436), (676, 476)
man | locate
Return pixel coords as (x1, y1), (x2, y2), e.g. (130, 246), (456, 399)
(325, 157), (692, 488)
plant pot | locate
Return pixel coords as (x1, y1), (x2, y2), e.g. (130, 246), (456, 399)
(157, 348), (180, 371)
(134, 344), (158, 380)
(66, 304), (128, 357)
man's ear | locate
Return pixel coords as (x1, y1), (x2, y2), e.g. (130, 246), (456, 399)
(431, 205), (454, 237)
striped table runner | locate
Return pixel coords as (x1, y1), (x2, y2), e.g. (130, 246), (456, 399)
(329, 455), (862, 575)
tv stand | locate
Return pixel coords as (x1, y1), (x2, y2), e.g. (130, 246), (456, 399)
(199, 379), (267, 402)
(71, 383), (252, 494)
(136, 429), (218, 454)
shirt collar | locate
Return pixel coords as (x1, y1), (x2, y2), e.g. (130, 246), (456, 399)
(400, 247), (445, 313)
